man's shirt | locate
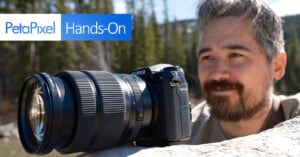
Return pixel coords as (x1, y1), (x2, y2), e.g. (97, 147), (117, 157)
(188, 94), (300, 144)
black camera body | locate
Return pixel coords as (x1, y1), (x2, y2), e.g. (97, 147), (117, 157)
(132, 64), (191, 145)
(18, 64), (191, 155)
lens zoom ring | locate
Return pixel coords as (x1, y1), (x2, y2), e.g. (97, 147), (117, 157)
(94, 72), (126, 142)
(56, 71), (97, 153)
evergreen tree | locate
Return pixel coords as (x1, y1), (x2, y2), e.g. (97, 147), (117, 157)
(131, 11), (147, 68)
(112, 0), (136, 72)
(0, 1), (16, 101)
(113, 0), (149, 72)
(186, 25), (201, 98)
(277, 24), (300, 94)
(111, 41), (132, 72)
(168, 19), (186, 67)
(0, 41), (15, 102)
(56, 0), (72, 13)
(162, 0), (170, 63)
(147, 14), (164, 64)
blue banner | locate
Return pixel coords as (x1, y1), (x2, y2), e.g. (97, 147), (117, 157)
(61, 14), (132, 41)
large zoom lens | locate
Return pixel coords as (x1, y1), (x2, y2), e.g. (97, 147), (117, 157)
(18, 71), (152, 154)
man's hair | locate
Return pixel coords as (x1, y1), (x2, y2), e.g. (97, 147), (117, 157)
(197, 0), (285, 62)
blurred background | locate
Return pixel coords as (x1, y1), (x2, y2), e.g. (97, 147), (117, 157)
(0, 0), (300, 156)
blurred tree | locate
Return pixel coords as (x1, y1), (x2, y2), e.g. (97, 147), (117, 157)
(3, 0), (300, 105)
(0, 1), (15, 103)
(186, 24), (201, 98)
(167, 19), (186, 68)
(162, 0), (170, 63)
(56, 0), (72, 13)
(112, 0), (164, 73)
(149, 0), (164, 63)
(146, 14), (164, 64)
(0, 42), (15, 103)
(131, 9), (147, 68)
(276, 24), (300, 94)
(111, 0), (136, 72)
(113, 0), (148, 72)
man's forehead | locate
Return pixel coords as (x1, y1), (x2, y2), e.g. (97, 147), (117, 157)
(196, 17), (255, 54)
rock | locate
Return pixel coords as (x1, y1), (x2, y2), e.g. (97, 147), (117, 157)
(0, 122), (19, 142)
(81, 116), (300, 157)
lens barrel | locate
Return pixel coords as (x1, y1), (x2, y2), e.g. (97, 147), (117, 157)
(18, 71), (152, 154)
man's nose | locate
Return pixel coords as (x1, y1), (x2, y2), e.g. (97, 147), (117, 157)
(210, 60), (231, 81)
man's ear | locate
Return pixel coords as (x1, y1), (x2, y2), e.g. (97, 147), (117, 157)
(272, 52), (287, 81)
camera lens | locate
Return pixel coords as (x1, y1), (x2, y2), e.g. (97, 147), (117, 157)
(18, 71), (152, 154)
(28, 85), (45, 143)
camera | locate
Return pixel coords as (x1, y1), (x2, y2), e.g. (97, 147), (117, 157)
(18, 64), (191, 155)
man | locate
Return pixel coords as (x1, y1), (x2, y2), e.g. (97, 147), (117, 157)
(189, 0), (300, 144)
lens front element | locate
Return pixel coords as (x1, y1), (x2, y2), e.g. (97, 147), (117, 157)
(28, 85), (45, 143)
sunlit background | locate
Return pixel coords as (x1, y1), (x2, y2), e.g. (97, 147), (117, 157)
(113, 0), (300, 23)
(1, 0), (300, 156)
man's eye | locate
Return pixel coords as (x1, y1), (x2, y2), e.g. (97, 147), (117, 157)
(229, 53), (243, 58)
(201, 55), (215, 61)
(199, 55), (215, 66)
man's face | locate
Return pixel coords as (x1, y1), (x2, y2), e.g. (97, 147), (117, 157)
(198, 17), (275, 121)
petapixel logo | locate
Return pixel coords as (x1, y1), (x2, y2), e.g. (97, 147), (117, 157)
(5, 21), (56, 34)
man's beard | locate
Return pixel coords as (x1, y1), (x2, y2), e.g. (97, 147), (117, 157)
(203, 80), (268, 121)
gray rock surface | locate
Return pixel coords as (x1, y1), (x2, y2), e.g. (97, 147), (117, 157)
(0, 122), (18, 142)
(81, 116), (300, 157)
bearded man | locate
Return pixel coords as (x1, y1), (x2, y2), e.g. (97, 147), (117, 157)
(189, 0), (300, 144)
